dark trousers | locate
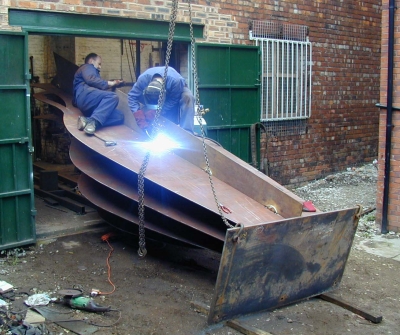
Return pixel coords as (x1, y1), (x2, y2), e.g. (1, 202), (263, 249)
(75, 87), (124, 127)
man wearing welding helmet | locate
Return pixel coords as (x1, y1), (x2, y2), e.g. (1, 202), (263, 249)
(128, 66), (195, 133)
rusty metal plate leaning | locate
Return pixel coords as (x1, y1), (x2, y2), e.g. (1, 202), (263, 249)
(208, 207), (361, 324)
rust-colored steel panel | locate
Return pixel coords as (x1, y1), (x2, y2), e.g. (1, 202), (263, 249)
(208, 206), (361, 324)
(69, 139), (226, 242)
(33, 83), (304, 222)
(32, 83), (305, 249)
(78, 173), (224, 251)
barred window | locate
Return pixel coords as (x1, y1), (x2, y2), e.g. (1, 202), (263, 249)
(250, 20), (312, 122)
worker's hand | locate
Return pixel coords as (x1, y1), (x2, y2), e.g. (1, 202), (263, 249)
(144, 109), (156, 123)
(133, 110), (150, 130)
(108, 79), (124, 87)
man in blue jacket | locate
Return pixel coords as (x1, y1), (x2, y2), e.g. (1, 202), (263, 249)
(128, 66), (194, 133)
(73, 53), (124, 135)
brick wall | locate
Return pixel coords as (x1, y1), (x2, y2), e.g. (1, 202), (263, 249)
(1, 0), (382, 187)
(376, 0), (400, 232)
(252, 0), (382, 185)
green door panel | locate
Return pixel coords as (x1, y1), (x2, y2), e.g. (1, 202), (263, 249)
(0, 144), (31, 193)
(0, 90), (28, 138)
(231, 89), (259, 125)
(1, 195), (34, 247)
(207, 127), (252, 160)
(199, 88), (231, 126)
(197, 46), (230, 86)
(0, 32), (36, 250)
(0, 34), (26, 85)
(229, 47), (260, 86)
(196, 44), (260, 163)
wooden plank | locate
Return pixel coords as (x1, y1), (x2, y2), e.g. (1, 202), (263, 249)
(34, 186), (86, 214)
(190, 302), (274, 335)
(190, 301), (210, 315)
(226, 319), (273, 335)
(43, 197), (58, 206)
(25, 309), (46, 324)
(319, 292), (383, 324)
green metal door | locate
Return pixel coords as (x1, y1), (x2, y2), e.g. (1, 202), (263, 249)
(196, 44), (260, 163)
(0, 32), (36, 250)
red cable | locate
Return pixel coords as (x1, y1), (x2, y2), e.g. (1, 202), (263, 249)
(98, 233), (116, 295)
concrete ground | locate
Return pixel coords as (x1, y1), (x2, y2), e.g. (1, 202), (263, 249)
(34, 161), (109, 240)
(34, 195), (108, 240)
(356, 235), (400, 261)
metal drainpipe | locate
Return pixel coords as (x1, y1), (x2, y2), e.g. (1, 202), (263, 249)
(381, 0), (396, 234)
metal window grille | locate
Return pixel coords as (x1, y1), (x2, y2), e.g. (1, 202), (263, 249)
(250, 20), (312, 122)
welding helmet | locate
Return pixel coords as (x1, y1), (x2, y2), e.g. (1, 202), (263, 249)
(143, 78), (163, 109)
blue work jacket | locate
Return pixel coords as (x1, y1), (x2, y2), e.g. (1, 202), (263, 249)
(128, 66), (185, 115)
(72, 63), (109, 106)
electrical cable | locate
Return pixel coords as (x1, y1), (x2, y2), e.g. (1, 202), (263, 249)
(43, 310), (122, 328)
(96, 233), (116, 296)
(88, 309), (122, 327)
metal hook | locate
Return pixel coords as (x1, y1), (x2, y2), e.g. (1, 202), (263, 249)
(232, 223), (244, 243)
(355, 204), (363, 220)
(138, 247), (147, 258)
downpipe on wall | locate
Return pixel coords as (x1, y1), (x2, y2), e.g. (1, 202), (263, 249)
(381, 0), (396, 234)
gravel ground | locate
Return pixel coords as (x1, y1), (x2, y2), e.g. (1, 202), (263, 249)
(291, 162), (389, 239)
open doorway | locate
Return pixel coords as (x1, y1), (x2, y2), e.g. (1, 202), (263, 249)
(29, 35), (190, 164)
(28, 34), (190, 236)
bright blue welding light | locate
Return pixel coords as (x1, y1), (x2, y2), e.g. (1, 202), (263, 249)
(143, 132), (180, 153)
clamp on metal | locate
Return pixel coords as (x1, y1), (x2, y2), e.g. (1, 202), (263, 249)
(219, 203), (232, 214)
(266, 204), (278, 214)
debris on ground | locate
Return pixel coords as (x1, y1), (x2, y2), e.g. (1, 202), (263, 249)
(292, 162), (399, 240)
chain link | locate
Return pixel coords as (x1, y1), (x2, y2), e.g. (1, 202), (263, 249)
(188, 0), (233, 228)
(138, 0), (234, 258)
(137, 0), (179, 258)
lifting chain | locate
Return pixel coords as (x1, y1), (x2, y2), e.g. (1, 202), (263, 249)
(137, 0), (234, 258)
(137, 0), (179, 258)
(188, 0), (233, 229)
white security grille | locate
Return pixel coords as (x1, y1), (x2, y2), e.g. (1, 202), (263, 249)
(250, 21), (312, 121)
